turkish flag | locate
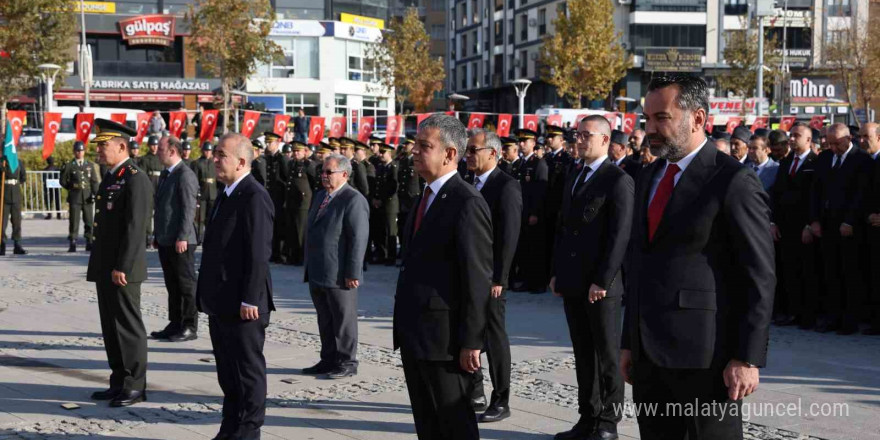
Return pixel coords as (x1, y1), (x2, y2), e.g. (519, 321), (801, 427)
(546, 114), (562, 128)
(496, 114), (512, 137)
(574, 114), (590, 128)
(169, 111), (188, 138)
(416, 113), (432, 133)
(241, 110), (261, 138)
(6, 110), (26, 146)
(74, 113), (95, 143)
(329, 116), (346, 138)
(621, 113), (638, 134)
(386, 116), (403, 144)
(603, 112), (619, 129)
(725, 117), (742, 134)
(809, 116), (826, 130)
(199, 109), (219, 141)
(779, 116), (796, 132)
(467, 113), (485, 129)
(705, 115), (715, 133)
(444, 111), (455, 116)
(135, 112), (151, 144)
(42, 112), (63, 160)
(357, 117), (375, 143)
(523, 115), (538, 132)
(110, 113), (127, 124)
(273, 114), (290, 137)
(750, 117), (769, 133)
(308, 117), (325, 145)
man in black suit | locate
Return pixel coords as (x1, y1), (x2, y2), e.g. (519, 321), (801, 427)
(608, 129), (641, 181)
(511, 128), (549, 293)
(620, 76), (775, 440)
(87, 119), (153, 407)
(769, 123), (820, 329)
(394, 114), (492, 440)
(197, 133), (275, 440)
(551, 116), (633, 440)
(464, 128), (522, 423)
(862, 122), (880, 335)
(810, 123), (872, 334)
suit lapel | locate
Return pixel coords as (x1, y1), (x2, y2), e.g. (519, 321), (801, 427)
(651, 143), (716, 244)
(412, 174), (459, 241)
(573, 160), (609, 199)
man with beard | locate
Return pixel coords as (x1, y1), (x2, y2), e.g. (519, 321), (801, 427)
(629, 128), (646, 161)
(621, 76), (775, 440)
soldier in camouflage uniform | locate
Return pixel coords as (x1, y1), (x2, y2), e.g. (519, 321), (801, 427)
(60, 141), (101, 252)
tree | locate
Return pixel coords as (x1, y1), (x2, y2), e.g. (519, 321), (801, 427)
(824, 19), (880, 121)
(717, 17), (782, 113)
(367, 7), (445, 113)
(539, 0), (631, 108)
(187, 0), (282, 134)
(0, 0), (76, 132)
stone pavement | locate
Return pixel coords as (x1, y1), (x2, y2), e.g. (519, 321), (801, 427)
(0, 219), (878, 440)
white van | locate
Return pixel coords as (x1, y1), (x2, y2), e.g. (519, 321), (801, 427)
(55, 106), (146, 142)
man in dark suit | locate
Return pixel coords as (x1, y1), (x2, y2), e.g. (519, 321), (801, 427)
(810, 123), (872, 334)
(861, 122), (880, 335)
(511, 128), (549, 293)
(197, 133), (275, 440)
(394, 114), (493, 440)
(608, 129), (641, 181)
(620, 76), (775, 440)
(769, 123), (819, 328)
(151, 136), (199, 342)
(551, 116), (633, 440)
(464, 128), (522, 423)
(87, 119), (153, 407)
(303, 153), (370, 378)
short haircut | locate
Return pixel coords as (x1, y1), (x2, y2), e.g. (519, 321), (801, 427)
(324, 153), (352, 175)
(580, 115), (612, 135)
(468, 128), (502, 157)
(219, 133), (254, 166)
(161, 135), (183, 155)
(646, 75), (709, 116)
(418, 114), (467, 158)
(750, 135), (769, 147)
(768, 129), (789, 145)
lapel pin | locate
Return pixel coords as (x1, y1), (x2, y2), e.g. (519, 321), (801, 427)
(441, 194), (447, 199)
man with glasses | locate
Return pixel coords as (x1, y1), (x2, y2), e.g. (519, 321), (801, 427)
(511, 128), (549, 293)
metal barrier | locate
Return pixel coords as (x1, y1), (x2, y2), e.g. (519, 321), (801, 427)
(20, 170), (65, 217)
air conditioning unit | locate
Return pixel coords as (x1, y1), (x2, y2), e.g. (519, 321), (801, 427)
(528, 18), (537, 27)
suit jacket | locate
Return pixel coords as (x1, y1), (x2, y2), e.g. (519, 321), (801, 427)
(303, 184), (370, 288)
(471, 168), (522, 289)
(752, 160), (780, 192)
(770, 152), (818, 229)
(616, 156), (642, 182)
(393, 173), (493, 361)
(87, 159), (153, 283)
(810, 148), (872, 226)
(621, 142), (775, 369)
(154, 162), (198, 246)
(196, 174), (275, 317)
(553, 161), (633, 296)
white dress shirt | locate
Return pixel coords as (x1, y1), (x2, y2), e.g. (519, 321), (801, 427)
(224, 172), (251, 197)
(474, 167), (495, 192)
(424, 169), (459, 212)
(648, 139), (708, 204)
(572, 155), (608, 194)
(832, 144), (854, 168)
(790, 150), (811, 174)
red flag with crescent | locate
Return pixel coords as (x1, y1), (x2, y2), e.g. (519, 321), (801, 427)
(6, 110), (26, 146)
(705, 115), (715, 133)
(241, 111), (260, 138)
(726, 117), (742, 134)
(135, 112), (151, 144)
(496, 114), (512, 137)
(169, 111), (188, 138)
(329, 116), (346, 138)
(273, 114), (290, 137)
(110, 113), (127, 124)
(357, 117), (375, 143)
(750, 116), (769, 133)
(779, 116), (796, 132)
(809, 116), (825, 130)
(42, 112), (63, 160)
(199, 109), (219, 141)
(386, 115), (403, 144)
(308, 117), (325, 145)
(603, 112), (619, 129)
(523, 115), (538, 131)
(546, 114), (562, 127)
(467, 113), (485, 129)
(621, 113), (638, 134)
(416, 113), (432, 133)
(75, 113), (95, 143)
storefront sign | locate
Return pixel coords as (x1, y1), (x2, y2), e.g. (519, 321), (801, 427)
(72, 1), (116, 14)
(270, 20), (330, 37)
(643, 47), (702, 72)
(119, 15), (176, 47)
(334, 22), (383, 43)
(774, 48), (812, 68)
(709, 98), (769, 115)
(340, 13), (385, 30)
(789, 76), (847, 107)
(762, 9), (812, 27)
(90, 78), (217, 92)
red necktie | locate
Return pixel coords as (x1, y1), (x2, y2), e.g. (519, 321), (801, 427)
(318, 194), (330, 212)
(413, 187), (433, 234)
(789, 156), (799, 177)
(647, 163), (680, 242)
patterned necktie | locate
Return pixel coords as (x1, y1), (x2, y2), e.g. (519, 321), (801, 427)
(789, 156), (800, 178)
(413, 187), (433, 234)
(647, 163), (681, 242)
(318, 193), (330, 212)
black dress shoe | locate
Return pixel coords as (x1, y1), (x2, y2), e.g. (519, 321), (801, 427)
(68, 242), (77, 253)
(150, 326), (177, 339)
(168, 328), (198, 342)
(588, 429), (619, 440)
(13, 244), (26, 255)
(326, 365), (358, 379)
(109, 389), (146, 407)
(471, 395), (488, 412)
(555, 417), (595, 440)
(302, 361), (335, 375)
(478, 405), (511, 423)
(91, 387), (122, 400)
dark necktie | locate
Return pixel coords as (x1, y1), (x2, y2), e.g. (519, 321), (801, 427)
(413, 186), (433, 234)
(158, 169), (170, 190)
(572, 166), (591, 195)
(211, 191), (228, 222)
(647, 163), (681, 242)
(789, 156), (800, 178)
(832, 154), (843, 170)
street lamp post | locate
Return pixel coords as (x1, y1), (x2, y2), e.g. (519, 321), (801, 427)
(513, 79), (531, 129)
(230, 90), (249, 133)
(37, 64), (62, 113)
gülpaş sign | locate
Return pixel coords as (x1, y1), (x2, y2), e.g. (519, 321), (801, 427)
(119, 15), (176, 47)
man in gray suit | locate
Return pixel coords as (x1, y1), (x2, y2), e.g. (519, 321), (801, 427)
(152, 136), (200, 342)
(747, 133), (780, 191)
(303, 153), (370, 379)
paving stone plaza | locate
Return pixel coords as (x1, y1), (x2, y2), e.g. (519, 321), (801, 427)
(0, 220), (878, 439)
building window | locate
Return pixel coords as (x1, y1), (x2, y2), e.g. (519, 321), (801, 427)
(431, 0), (445, 10)
(634, 0), (707, 12)
(431, 24), (445, 39)
(361, 97), (388, 122)
(335, 95), (347, 117)
(519, 14), (527, 42)
(508, 18), (514, 44)
(460, 4), (467, 27)
(260, 37), (318, 79)
(495, 0), (503, 11)
(461, 65), (468, 90)
(538, 8), (546, 36)
(827, 0), (851, 16)
(473, 31), (479, 55)
(494, 20), (503, 46)
(285, 93), (319, 116)
(519, 50), (527, 77)
(461, 33), (468, 57)
(86, 34), (182, 78)
(484, 59), (489, 86)
(472, 61), (479, 88)
(472, 0), (479, 23)
(557, 2), (567, 17)
(346, 41), (376, 82)
(630, 24), (707, 49)
(508, 53), (514, 80)
(723, 0), (747, 15)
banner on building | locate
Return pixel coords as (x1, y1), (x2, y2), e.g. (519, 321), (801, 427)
(546, 114), (562, 128)
(467, 113), (485, 129)
(273, 114), (290, 137)
(779, 116), (796, 132)
(809, 115), (826, 129)
(522, 115), (538, 132)
(621, 113), (638, 134)
(643, 47), (702, 72)
(386, 116), (403, 145)
(169, 111), (187, 138)
(6, 110), (26, 146)
(135, 112), (151, 144)
(750, 117), (769, 133)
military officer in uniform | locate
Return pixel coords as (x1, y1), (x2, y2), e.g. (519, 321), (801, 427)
(87, 119), (152, 407)
(340, 138), (370, 197)
(263, 131), (289, 262)
(396, 136), (421, 245)
(368, 136), (383, 169)
(542, 125), (573, 279)
(139, 135), (163, 247)
(312, 143), (333, 191)
(191, 141), (217, 244)
(251, 139), (268, 186)
(0, 153), (27, 256)
(354, 141), (377, 267)
(180, 141), (193, 167)
(129, 141), (142, 168)
(498, 137), (521, 175)
(371, 143), (399, 265)
(282, 142), (294, 161)
(284, 141), (316, 265)
(61, 141), (101, 252)
(328, 137), (341, 154)
(511, 128), (549, 293)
